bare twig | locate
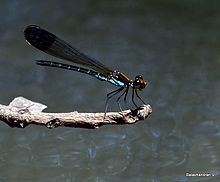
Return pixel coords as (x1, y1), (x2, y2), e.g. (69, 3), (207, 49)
(0, 97), (152, 129)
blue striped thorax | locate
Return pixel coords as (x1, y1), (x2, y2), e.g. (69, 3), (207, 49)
(95, 72), (128, 87)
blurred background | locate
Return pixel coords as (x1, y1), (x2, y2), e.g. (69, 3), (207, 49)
(0, 0), (220, 181)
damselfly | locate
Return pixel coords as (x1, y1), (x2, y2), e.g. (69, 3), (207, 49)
(24, 25), (147, 114)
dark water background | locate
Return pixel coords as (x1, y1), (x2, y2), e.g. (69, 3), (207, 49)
(0, 0), (220, 181)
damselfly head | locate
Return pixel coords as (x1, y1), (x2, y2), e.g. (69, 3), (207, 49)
(133, 75), (147, 90)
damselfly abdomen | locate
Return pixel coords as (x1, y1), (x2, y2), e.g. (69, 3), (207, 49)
(24, 25), (147, 113)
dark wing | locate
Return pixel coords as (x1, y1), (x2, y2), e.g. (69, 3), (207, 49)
(24, 25), (112, 75)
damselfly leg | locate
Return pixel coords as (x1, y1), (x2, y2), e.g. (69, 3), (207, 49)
(132, 89), (146, 108)
(104, 87), (124, 118)
(135, 90), (146, 105)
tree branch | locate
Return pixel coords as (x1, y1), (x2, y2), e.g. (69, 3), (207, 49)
(0, 97), (152, 129)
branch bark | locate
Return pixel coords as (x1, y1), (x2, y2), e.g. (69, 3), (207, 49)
(0, 97), (152, 129)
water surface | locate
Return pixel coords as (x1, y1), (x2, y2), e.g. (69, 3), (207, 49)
(0, 1), (220, 181)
